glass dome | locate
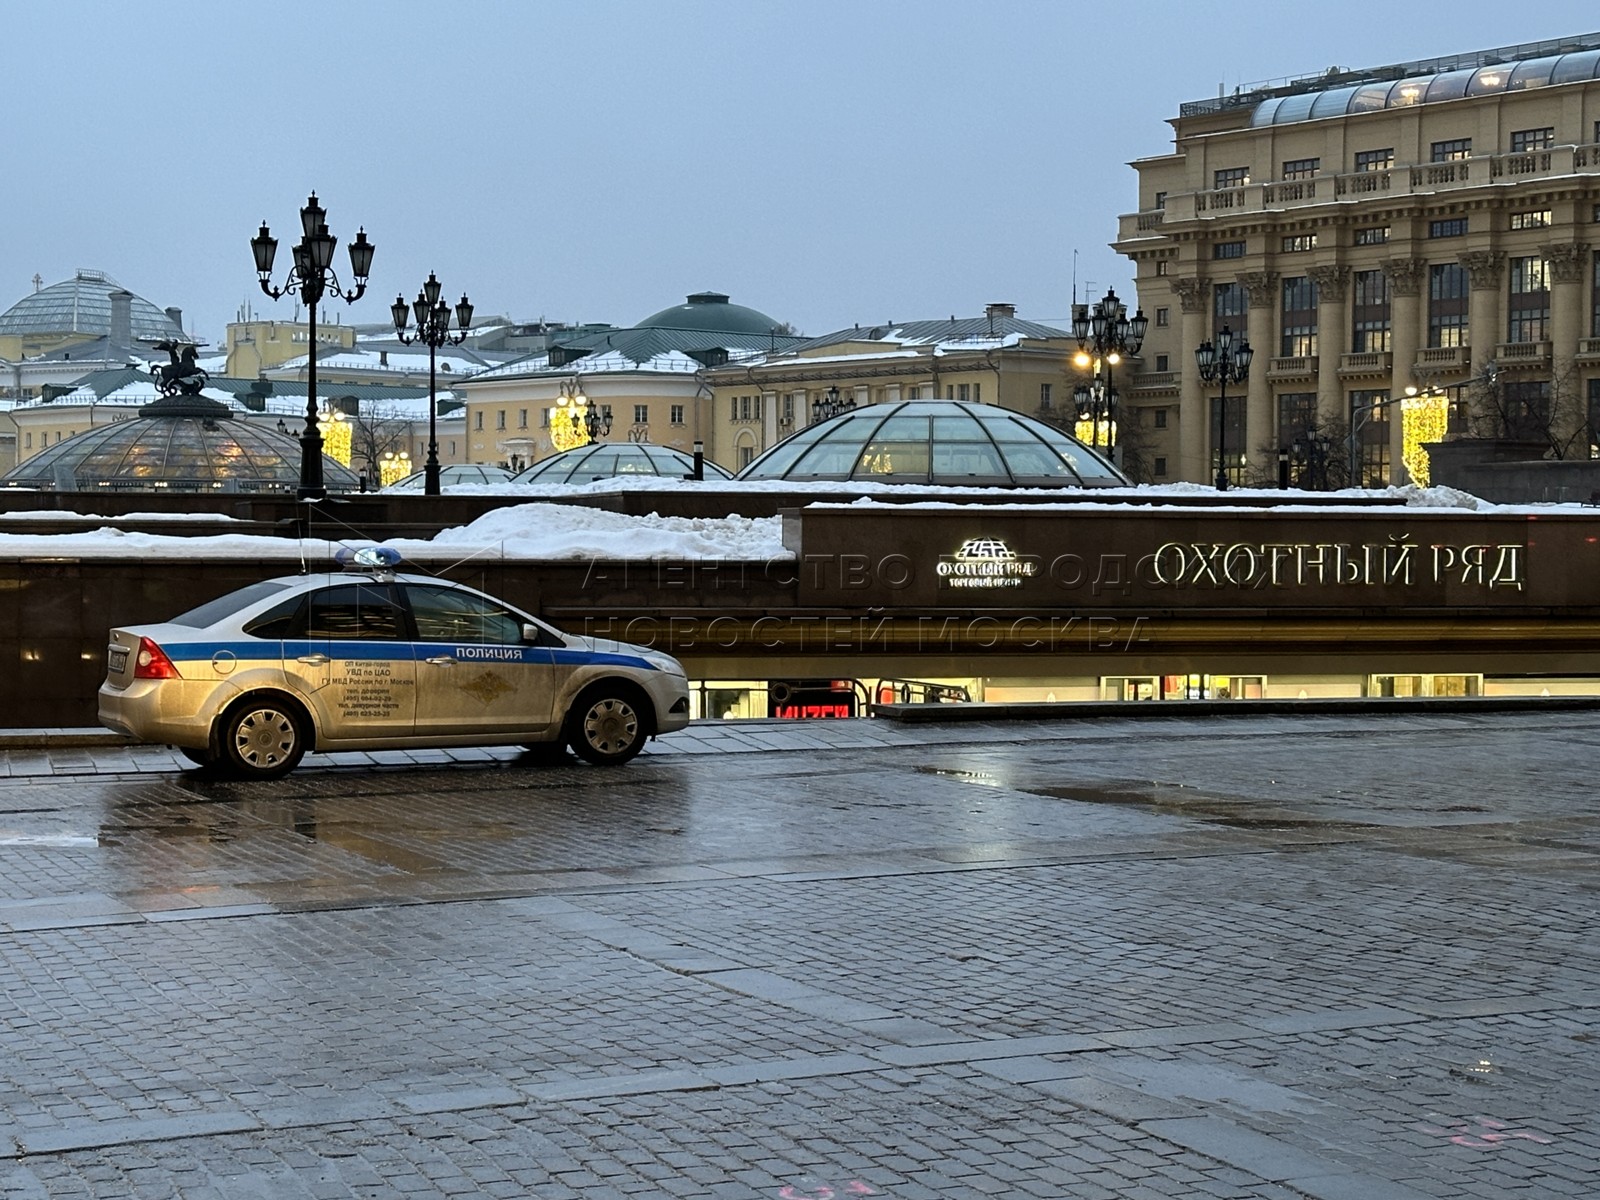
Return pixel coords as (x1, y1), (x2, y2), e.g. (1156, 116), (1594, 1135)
(514, 442), (734, 484)
(0, 396), (361, 493)
(735, 400), (1129, 487)
(388, 464), (516, 491)
(0, 270), (184, 340)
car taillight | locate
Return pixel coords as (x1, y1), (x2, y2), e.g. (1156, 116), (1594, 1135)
(133, 638), (181, 680)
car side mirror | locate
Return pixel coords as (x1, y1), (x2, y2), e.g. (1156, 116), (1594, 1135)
(522, 623), (542, 645)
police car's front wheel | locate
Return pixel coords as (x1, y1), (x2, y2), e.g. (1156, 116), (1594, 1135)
(218, 695), (308, 779)
(566, 684), (648, 766)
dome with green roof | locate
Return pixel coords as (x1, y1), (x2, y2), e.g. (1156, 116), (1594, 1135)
(635, 292), (785, 336)
(0, 269), (185, 341)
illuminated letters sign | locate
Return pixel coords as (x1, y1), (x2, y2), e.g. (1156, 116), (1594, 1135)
(937, 537), (1038, 589)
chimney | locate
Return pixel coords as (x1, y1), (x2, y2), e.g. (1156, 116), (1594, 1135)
(109, 290), (133, 351)
(164, 306), (184, 333)
(985, 302), (1016, 321)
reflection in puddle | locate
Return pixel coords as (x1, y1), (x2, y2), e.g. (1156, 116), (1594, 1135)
(0, 832), (98, 847)
(915, 767), (1004, 787)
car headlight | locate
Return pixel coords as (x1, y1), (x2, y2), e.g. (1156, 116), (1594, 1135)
(641, 652), (686, 676)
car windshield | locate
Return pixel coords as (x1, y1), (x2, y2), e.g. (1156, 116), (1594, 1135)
(169, 580), (296, 629)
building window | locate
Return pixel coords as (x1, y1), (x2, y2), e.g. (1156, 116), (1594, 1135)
(1155, 306), (1170, 327)
(957, 383), (970, 402)
(1431, 138), (1472, 162)
(1354, 226), (1390, 246)
(1155, 354), (1169, 372)
(1352, 270), (1393, 353)
(1154, 191), (1167, 210)
(1592, 251), (1600, 338)
(1428, 264), (1469, 348)
(23, 433), (30, 449)
(1350, 389), (1391, 487)
(1281, 234), (1318, 252)
(1280, 157), (1320, 180)
(1355, 148), (1395, 172)
(496, 410), (506, 430)
(1039, 383), (1052, 409)
(1213, 241), (1246, 259)
(738, 445), (754, 469)
(1153, 456), (1167, 476)
(1509, 210), (1552, 230)
(1214, 166), (1249, 189)
(1502, 379), (1550, 439)
(1213, 282), (1248, 339)
(1155, 260), (1170, 276)
(1507, 256), (1551, 343)
(634, 404), (649, 425)
(1277, 394), (1318, 484)
(670, 404), (685, 425)
(1153, 409), (1168, 429)
(730, 397), (738, 421)
(1429, 218), (1468, 238)
(782, 395), (794, 424)
(1280, 275), (1319, 357)
(449, 440), (456, 455)
(474, 412), (483, 430)
(518, 408), (528, 428)
(741, 395), (753, 420)
(1510, 127), (1555, 152)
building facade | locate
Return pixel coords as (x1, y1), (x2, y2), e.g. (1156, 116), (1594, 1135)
(1116, 34), (1600, 488)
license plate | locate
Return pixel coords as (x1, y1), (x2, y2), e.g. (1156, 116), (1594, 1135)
(108, 647), (128, 674)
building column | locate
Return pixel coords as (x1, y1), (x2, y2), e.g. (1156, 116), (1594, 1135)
(1309, 264), (1350, 433)
(1382, 258), (1427, 482)
(1542, 241), (1590, 454)
(1240, 271), (1279, 479)
(1171, 276), (1210, 482)
(1461, 251), (1506, 431)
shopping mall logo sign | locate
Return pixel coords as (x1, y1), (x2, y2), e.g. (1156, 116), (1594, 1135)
(936, 537), (1038, 589)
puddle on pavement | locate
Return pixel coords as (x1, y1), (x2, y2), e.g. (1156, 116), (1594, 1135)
(915, 767), (1004, 787)
(1025, 783), (1374, 833)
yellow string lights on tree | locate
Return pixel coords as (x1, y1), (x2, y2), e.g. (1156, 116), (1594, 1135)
(1401, 387), (1450, 486)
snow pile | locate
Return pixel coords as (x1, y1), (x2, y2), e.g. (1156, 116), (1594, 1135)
(390, 503), (788, 561)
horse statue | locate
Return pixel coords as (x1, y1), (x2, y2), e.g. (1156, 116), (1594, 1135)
(151, 339), (209, 397)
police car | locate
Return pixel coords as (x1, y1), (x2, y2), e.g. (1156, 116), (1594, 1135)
(98, 548), (691, 778)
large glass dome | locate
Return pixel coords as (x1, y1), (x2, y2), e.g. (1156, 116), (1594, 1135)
(0, 396), (361, 493)
(0, 270), (184, 340)
(514, 442), (734, 484)
(736, 400), (1128, 487)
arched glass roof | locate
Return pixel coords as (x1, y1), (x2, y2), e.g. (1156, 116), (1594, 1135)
(1251, 48), (1600, 126)
(388, 464), (515, 491)
(735, 400), (1128, 488)
(0, 270), (184, 340)
(513, 442), (734, 484)
(0, 401), (360, 493)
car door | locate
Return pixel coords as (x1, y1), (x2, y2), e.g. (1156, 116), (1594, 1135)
(280, 581), (416, 741)
(404, 582), (559, 740)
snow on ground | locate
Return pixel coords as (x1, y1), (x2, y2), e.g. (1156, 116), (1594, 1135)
(389, 504), (787, 561)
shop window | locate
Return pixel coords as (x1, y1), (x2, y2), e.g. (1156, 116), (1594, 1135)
(1370, 674), (1482, 697)
(1162, 674), (1265, 700)
(1102, 677), (1159, 701)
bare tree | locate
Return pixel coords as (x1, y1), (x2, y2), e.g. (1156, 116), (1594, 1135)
(337, 399), (414, 482)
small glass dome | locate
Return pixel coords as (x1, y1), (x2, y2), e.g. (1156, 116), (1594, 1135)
(514, 442), (734, 484)
(387, 464), (515, 491)
(0, 396), (360, 493)
(736, 400), (1128, 487)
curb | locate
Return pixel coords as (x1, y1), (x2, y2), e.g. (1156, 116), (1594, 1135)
(870, 695), (1600, 722)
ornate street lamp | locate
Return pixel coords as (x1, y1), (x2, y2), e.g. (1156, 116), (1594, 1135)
(1195, 324), (1253, 490)
(555, 380), (610, 446)
(392, 272), (473, 496)
(250, 193), (374, 500)
(1071, 287), (1147, 459)
(812, 385), (856, 423)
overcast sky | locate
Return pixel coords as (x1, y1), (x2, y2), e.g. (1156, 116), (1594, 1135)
(8, 1), (1597, 347)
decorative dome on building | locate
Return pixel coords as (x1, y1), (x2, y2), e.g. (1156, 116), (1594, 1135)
(634, 292), (785, 336)
(735, 400), (1129, 488)
(514, 442), (734, 484)
(0, 393), (360, 493)
(0, 269), (185, 341)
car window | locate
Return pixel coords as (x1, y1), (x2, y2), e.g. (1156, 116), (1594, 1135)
(170, 581), (296, 629)
(405, 584), (527, 645)
(242, 595), (307, 639)
(305, 583), (405, 640)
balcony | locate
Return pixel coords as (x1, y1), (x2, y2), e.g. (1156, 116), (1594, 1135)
(1131, 371), (1178, 392)
(1119, 144), (1600, 236)
(1266, 355), (1317, 380)
(1494, 340), (1551, 367)
(1414, 346), (1469, 373)
(1577, 338), (1600, 362)
(1338, 351), (1392, 378)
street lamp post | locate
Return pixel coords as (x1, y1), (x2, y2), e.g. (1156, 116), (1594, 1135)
(391, 272), (473, 496)
(250, 194), (374, 501)
(812, 385), (856, 423)
(1290, 427), (1333, 490)
(1195, 325), (1253, 490)
(1071, 287), (1147, 460)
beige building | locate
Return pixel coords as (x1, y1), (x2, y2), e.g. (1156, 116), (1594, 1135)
(699, 305), (1079, 471)
(1116, 34), (1600, 488)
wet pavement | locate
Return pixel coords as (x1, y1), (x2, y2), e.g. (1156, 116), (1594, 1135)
(0, 711), (1595, 1198)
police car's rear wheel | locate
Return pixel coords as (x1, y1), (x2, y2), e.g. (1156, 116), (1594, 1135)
(567, 685), (647, 766)
(219, 696), (307, 779)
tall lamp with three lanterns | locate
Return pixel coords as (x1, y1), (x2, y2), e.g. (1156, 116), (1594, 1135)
(249, 193), (375, 501)
(1070, 288), (1146, 459)
(1195, 325), (1254, 490)
(391, 272), (473, 496)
